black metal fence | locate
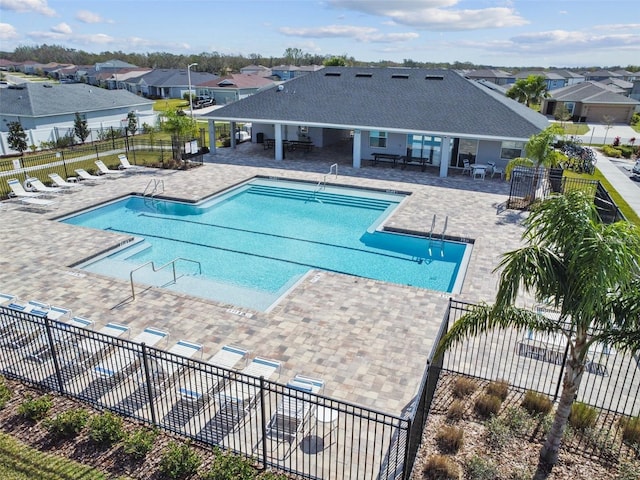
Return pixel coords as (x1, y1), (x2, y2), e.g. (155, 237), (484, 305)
(507, 167), (625, 223)
(0, 307), (410, 480)
(441, 299), (640, 458)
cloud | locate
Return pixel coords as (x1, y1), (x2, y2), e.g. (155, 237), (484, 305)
(0, 22), (19, 39)
(76, 10), (106, 24)
(0, 0), (55, 17)
(51, 22), (72, 34)
(328, 0), (527, 30)
(279, 25), (419, 43)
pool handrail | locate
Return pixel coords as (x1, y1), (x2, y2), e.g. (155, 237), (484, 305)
(130, 257), (202, 300)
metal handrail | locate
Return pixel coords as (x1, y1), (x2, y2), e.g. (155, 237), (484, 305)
(313, 163), (339, 197)
(143, 178), (164, 197)
(130, 257), (202, 300)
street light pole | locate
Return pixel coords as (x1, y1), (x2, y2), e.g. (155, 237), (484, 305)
(187, 62), (198, 120)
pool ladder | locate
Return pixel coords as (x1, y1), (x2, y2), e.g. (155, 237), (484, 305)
(143, 178), (164, 197)
(313, 163), (338, 201)
(130, 257), (202, 300)
(428, 214), (448, 256)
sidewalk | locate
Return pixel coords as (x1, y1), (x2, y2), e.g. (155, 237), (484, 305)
(577, 123), (637, 145)
(592, 150), (640, 219)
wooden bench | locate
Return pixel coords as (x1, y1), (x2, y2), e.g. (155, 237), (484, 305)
(370, 153), (401, 167)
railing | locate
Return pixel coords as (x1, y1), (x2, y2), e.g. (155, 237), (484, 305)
(129, 258), (202, 300)
(0, 307), (410, 479)
(313, 163), (339, 198)
(143, 178), (164, 197)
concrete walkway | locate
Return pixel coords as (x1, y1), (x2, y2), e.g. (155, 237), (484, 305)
(592, 150), (640, 218)
(577, 122), (637, 145)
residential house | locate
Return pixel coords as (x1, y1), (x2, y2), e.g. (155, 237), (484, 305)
(582, 70), (621, 82)
(240, 65), (272, 77)
(0, 82), (156, 153)
(552, 70), (585, 86)
(270, 64), (323, 81)
(464, 69), (514, 86)
(612, 69), (639, 82)
(541, 81), (639, 123)
(130, 68), (218, 99)
(205, 67), (549, 177)
(0, 59), (20, 71)
(514, 71), (566, 90)
(598, 78), (634, 97)
(196, 73), (276, 105)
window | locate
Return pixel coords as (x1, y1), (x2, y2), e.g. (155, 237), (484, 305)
(370, 131), (387, 148)
(500, 140), (525, 160)
(564, 102), (575, 115)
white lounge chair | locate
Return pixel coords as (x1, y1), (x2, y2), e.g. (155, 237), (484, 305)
(77, 322), (130, 356)
(27, 300), (72, 321)
(75, 168), (104, 184)
(95, 160), (123, 176)
(48, 173), (83, 190)
(25, 177), (62, 196)
(118, 154), (144, 173)
(7, 178), (43, 198)
(149, 340), (204, 385)
(217, 357), (281, 409)
(266, 374), (325, 453)
(0, 292), (15, 306)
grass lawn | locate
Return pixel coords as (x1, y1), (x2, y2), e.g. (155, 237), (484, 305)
(564, 169), (640, 226)
(0, 432), (111, 480)
(560, 123), (590, 135)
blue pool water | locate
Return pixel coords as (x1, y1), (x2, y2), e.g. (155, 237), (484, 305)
(62, 178), (470, 310)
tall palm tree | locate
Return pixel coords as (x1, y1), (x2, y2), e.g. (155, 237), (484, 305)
(506, 75), (549, 107)
(437, 191), (640, 472)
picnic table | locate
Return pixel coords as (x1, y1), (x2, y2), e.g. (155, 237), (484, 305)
(283, 140), (314, 152)
(370, 153), (401, 167)
(263, 138), (275, 150)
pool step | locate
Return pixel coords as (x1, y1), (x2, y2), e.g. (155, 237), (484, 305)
(247, 184), (391, 210)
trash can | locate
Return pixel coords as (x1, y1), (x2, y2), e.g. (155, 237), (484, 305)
(257, 132), (264, 144)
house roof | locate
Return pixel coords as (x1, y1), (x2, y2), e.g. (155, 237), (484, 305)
(199, 73), (275, 89)
(0, 82), (154, 117)
(464, 69), (513, 79)
(206, 67), (548, 140)
(548, 81), (639, 105)
(552, 70), (585, 79)
(599, 78), (634, 90)
(135, 68), (218, 87)
(515, 71), (565, 81)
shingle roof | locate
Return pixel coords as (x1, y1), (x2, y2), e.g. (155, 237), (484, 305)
(199, 73), (275, 89)
(0, 82), (154, 117)
(548, 81), (639, 104)
(206, 67), (548, 140)
(135, 69), (218, 87)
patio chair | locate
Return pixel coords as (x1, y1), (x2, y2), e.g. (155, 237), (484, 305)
(0, 292), (16, 306)
(77, 322), (131, 357)
(6, 179), (56, 209)
(118, 154), (144, 173)
(95, 160), (123, 176)
(27, 300), (72, 321)
(487, 161), (504, 179)
(74, 168), (105, 184)
(462, 159), (472, 176)
(265, 374), (325, 456)
(24, 316), (94, 364)
(472, 165), (486, 180)
(24, 177), (62, 196)
(48, 173), (83, 190)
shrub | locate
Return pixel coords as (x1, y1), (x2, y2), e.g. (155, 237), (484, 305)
(502, 406), (533, 434)
(569, 402), (598, 431)
(422, 454), (460, 480)
(601, 145), (622, 158)
(521, 391), (553, 416)
(620, 416), (640, 446)
(446, 399), (466, 422)
(465, 455), (498, 480)
(451, 376), (477, 398)
(258, 473), (289, 480)
(44, 409), (89, 439)
(18, 394), (52, 421)
(474, 393), (502, 418)
(123, 427), (158, 460)
(617, 459), (640, 480)
(88, 411), (124, 446)
(485, 415), (512, 449)
(203, 448), (255, 480)
(509, 466), (533, 480)
(485, 380), (509, 401)
(0, 379), (11, 409)
(436, 425), (464, 453)
(159, 441), (201, 479)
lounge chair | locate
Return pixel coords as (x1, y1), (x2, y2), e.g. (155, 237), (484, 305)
(0, 292), (15, 306)
(77, 322), (130, 357)
(24, 316), (94, 364)
(48, 173), (83, 190)
(27, 300), (72, 321)
(7, 178), (42, 198)
(74, 168), (104, 184)
(118, 154), (144, 173)
(265, 375), (325, 456)
(95, 160), (123, 176)
(217, 357), (281, 409)
(25, 177), (62, 196)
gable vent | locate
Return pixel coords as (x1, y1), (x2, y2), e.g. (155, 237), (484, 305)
(355, 73), (373, 78)
(324, 72), (341, 77)
(425, 75), (444, 80)
(391, 74), (409, 79)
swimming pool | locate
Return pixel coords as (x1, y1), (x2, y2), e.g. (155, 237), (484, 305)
(62, 178), (471, 310)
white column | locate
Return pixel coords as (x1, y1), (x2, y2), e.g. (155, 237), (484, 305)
(352, 129), (362, 168)
(439, 136), (451, 177)
(208, 120), (216, 153)
(275, 124), (283, 161)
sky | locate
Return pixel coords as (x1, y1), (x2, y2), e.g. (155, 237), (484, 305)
(0, 0), (639, 68)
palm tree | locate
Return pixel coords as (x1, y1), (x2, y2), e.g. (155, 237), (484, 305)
(437, 191), (640, 473)
(506, 75), (549, 108)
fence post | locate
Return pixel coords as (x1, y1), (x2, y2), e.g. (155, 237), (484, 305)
(402, 417), (413, 480)
(43, 317), (65, 394)
(141, 343), (157, 425)
(259, 376), (267, 471)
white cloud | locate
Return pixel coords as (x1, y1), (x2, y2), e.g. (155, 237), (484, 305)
(328, 0), (527, 30)
(51, 22), (72, 34)
(0, 0), (55, 17)
(0, 22), (19, 39)
(76, 10), (105, 24)
(279, 25), (419, 43)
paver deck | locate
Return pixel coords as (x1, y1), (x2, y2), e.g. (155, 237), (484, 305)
(0, 142), (535, 414)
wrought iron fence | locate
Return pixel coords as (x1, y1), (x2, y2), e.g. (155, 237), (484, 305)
(441, 299), (640, 459)
(0, 307), (410, 480)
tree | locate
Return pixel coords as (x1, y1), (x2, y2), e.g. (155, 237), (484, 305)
(553, 104), (572, 128)
(507, 75), (549, 108)
(160, 108), (196, 138)
(73, 112), (90, 144)
(323, 56), (347, 66)
(126, 111), (138, 136)
(283, 47), (304, 65)
(437, 191), (640, 474)
(7, 121), (28, 155)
